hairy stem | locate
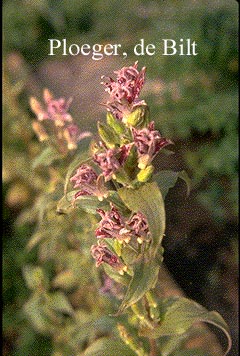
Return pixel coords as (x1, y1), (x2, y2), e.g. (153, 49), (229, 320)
(149, 339), (157, 356)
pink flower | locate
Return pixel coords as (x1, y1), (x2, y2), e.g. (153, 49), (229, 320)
(93, 143), (131, 181)
(91, 244), (125, 271)
(71, 164), (98, 188)
(132, 121), (172, 168)
(70, 165), (107, 201)
(126, 212), (150, 243)
(101, 62), (146, 120)
(95, 204), (151, 244)
(95, 204), (128, 240)
(30, 89), (73, 127)
(102, 61), (146, 104)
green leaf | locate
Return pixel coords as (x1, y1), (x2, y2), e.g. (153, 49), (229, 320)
(117, 257), (159, 314)
(48, 291), (73, 315)
(32, 146), (61, 169)
(154, 170), (191, 199)
(123, 144), (139, 179)
(140, 297), (232, 356)
(157, 333), (191, 356)
(52, 270), (77, 290)
(83, 336), (135, 356)
(57, 191), (109, 215)
(23, 294), (52, 333)
(22, 265), (47, 290)
(107, 191), (131, 215)
(56, 192), (75, 214)
(98, 121), (120, 148)
(118, 182), (165, 257)
(106, 112), (126, 135)
(103, 264), (131, 286)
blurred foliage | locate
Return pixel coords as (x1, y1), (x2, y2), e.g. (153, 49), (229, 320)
(3, 0), (238, 355)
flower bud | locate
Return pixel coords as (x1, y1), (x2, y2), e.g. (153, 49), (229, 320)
(137, 165), (154, 182)
(123, 106), (150, 128)
(138, 154), (151, 170)
(32, 121), (49, 142)
(43, 88), (54, 103)
(29, 97), (47, 121)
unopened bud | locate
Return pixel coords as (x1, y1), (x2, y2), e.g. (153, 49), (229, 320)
(32, 121), (49, 141)
(63, 127), (77, 150)
(137, 165), (154, 182)
(54, 118), (66, 127)
(43, 88), (54, 103)
(123, 106), (149, 128)
(29, 97), (44, 118)
(138, 154), (150, 170)
(137, 237), (144, 244)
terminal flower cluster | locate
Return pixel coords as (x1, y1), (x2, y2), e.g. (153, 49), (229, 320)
(69, 63), (170, 273)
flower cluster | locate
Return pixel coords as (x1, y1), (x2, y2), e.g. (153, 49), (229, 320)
(93, 143), (132, 181)
(91, 204), (150, 271)
(69, 63), (169, 273)
(95, 204), (149, 244)
(30, 89), (91, 150)
(70, 164), (107, 201)
(101, 61), (146, 120)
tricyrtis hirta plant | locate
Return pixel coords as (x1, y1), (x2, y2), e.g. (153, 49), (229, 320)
(26, 62), (232, 356)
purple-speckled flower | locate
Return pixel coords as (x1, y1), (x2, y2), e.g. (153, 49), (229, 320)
(101, 62), (146, 120)
(30, 89), (73, 127)
(95, 204), (130, 242)
(70, 164), (107, 201)
(127, 212), (150, 244)
(102, 61), (146, 104)
(93, 143), (131, 181)
(132, 121), (172, 169)
(71, 164), (98, 188)
(91, 244), (125, 272)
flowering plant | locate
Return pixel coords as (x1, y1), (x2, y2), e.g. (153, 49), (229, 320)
(26, 62), (231, 356)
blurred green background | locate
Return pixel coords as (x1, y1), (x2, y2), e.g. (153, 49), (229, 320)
(3, 0), (238, 355)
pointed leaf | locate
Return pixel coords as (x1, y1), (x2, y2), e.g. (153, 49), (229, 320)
(118, 182), (165, 257)
(22, 265), (47, 290)
(140, 297), (232, 356)
(48, 291), (73, 315)
(98, 121), (120, 148)
(32, 147), (61, 169)
(83, 336), (135, 356)
(57, 191), (109, 215)
(106, 112), (126, 135)
(154, 170), (191, 199)
(117, 257), (159, 314)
